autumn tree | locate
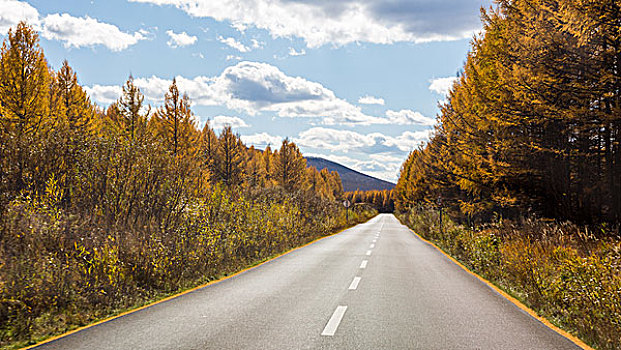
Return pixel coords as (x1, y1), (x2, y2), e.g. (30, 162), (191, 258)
(151, 79), (197, 157)
(52, 60), (95, 132)
(109, 75), (149, 141)
(0, 22), (51, 196)
(273, 139), (307, 192)
(210, 126), (246, 187)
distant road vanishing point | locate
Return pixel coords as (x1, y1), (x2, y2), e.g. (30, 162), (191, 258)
(33, 214), (581, 350)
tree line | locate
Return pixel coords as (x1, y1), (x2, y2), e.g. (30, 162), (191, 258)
(395, 0), (621, 226)
(0, 22), (374, 347)
(345, 189), (394, 213)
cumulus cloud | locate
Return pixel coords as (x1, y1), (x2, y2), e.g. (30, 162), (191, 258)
(358, 95), (385, 105)
(166, 30), (197, 47)
(218, 36), (250, 52)
(0, 0), (40, 33)
(128, 0), (488, 48)
(0, 1), (146, 51)
(40, 13), (146, 51)
(85, 61), (436, 127)
(240, 132), (283, 148)
(208, 115), (249, 129)
(429, 76), (458, 95)
(86, 61), (392, 125)
(83, 84), (123, 105)
(295, 127), (432, 154)
(386, 109), (435, 125)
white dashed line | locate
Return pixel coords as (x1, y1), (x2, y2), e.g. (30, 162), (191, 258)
(360, 260), (368, 269)
(322, 306), (348, 336)
(369, 244), (375, 249)
(366, 250), (372, 256)
(372, 239), (377, 243)
(349, 276), (362, 290)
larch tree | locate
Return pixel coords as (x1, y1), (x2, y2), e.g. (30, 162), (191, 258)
(112, 75), (149, 141)
(0, 21), (50, 138)
(273, 139), (307, 192)
(151, 79), (198, 157)
(210, 126), (246, 187)
(52, 60), (95, 133)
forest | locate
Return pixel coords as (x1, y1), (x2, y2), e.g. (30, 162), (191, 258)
(394, 1), (620, 349)
(0, 22), (376, 348)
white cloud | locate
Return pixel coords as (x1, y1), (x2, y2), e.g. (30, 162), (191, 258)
(295, 127), (432, 154)
(226, 55), (242, 61)
(0, 2), (145, 52)
(251, 39), (263, 49)
(386, 109), (435, 125)
(40, 13), (145, 51)
(83, 84), (123, 105)
(358, 95), (385, 105)
(166, 30), (197, 47)
(128, 0), (487, 48)
(429, 76), (458, 95)
(87, 61), (385, 125)
(209, 115), (249, 129)
(218, 36), (250, 52)
(85, 61), (432, 127)
(383, 130), (433, 151)
(0, 0), (40, 33)
(296, 127), (377, 152)
(240, 132), (283, 148)
(288, 47), (306, 56)
(370, 152), (404, 163)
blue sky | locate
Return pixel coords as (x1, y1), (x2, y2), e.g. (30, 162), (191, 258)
(0, 0), (492, 182)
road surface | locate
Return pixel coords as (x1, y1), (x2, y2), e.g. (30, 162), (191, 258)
(34, 214), (580, 349)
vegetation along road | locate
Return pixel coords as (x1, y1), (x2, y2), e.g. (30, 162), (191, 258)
(32, 214), (580, 350)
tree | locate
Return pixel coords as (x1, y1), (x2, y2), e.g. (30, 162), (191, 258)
(110, 75), (149, 141)
(0, 21), (51, 196)
(273, 139), (306, 192)
(52, 60), (95, 132)
(0, 21), (50, 137)
(151, 79), (197, 157)
(210, 126), (246, 187)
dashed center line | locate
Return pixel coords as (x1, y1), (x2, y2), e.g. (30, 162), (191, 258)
(372, 239), (377, 243)
(369, 243), (375, 249)
(360, 260), (368, 269)
(322, 306), (348, 336)
(349, 276), (362, 290)
(366, 250), (372, 256)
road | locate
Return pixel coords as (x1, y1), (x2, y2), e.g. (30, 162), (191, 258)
(35, 214), (581, 350)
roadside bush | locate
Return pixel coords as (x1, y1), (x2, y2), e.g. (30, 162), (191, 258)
(397, 206), (620, 350)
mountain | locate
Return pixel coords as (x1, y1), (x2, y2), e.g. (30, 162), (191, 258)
(305, 157), (396, 192)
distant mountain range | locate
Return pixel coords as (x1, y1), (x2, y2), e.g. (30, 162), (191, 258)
(305, 157), (396, 192)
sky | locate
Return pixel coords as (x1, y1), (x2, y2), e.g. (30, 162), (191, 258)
(0, 0), (492, 182)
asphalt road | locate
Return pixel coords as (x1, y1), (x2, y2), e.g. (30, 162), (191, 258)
(35, 214), (581, 350)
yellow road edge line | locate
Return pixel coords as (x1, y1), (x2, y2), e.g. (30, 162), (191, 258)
(406, 227), (594, 350)
(21, 221), (365, 350)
